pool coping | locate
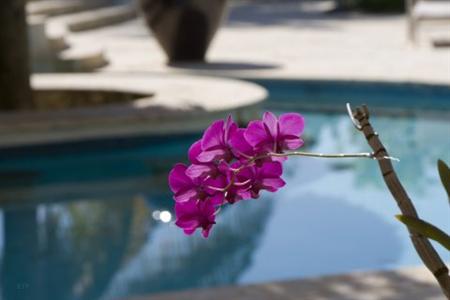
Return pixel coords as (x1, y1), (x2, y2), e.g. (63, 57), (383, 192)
(0, 73), (267, 148)
(161, 66), (450, 87)
(127, 266), (447, 300)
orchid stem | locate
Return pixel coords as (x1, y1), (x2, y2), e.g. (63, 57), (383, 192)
(270, 151), (399, 161)
(225, 150), (398, 192)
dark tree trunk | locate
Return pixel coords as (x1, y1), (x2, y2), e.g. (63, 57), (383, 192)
(0, 0), (33, 110)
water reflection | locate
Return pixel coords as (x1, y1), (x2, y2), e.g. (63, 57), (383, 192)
(1, 196), (136, 300)
(302, 113), (450, 193)
(0, 134), (274, 300)
(101, 197), (273, 299)
(0, 184), (273, 300)
(240, 192), (403, 283)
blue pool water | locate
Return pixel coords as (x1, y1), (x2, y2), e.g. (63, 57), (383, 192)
(0, 81), (449, 300)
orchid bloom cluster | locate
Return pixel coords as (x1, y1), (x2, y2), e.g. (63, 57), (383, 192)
(168, 112), (305, 238)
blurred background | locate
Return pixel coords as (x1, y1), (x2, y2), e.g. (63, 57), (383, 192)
(0, 0), (449, 299)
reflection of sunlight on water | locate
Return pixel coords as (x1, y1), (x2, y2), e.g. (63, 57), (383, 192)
(152, 210), (173, 223)
(160, 211), (172, 223)
(154, 210), (172, 223)
(151, 210), (160, 221)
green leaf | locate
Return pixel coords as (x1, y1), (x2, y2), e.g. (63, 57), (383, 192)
(438, 159), (450, 201)
(396, 215), (450, 251)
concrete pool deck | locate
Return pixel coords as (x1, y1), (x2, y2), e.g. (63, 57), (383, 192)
(129, 266), (447, 300)
(0, 73), (265, 147)
(64, 1), (450, 85)
(18, 0), (448, 148)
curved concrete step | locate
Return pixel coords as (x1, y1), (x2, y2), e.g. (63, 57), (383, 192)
(28, 3), (135, 73)
(45, 4), (137, 35)
(27, 0), (85, 16)
(48, 35), (70, 52)
(27, 0), (108, 17)
(58, 46), (109, 72)
(66, 5), (137, 32)
(28, 16), (108, 72)
(37, 4), (136, 72)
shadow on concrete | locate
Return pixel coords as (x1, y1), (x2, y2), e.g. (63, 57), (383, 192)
(142, 268), (444, 300)
(225, 1), (347, 28)
(224, 1), (399, 29)
(168, 61), (280, 71)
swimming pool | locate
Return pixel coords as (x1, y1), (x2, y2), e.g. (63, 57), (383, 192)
(0, 80), (449, 300)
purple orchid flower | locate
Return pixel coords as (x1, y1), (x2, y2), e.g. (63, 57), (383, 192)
(169, 111), (305, 238)
(175, 199), (217, 238)
(169, 163), (225, 203)
(229, 128), (257, 162)
(220, 160), (285, 203)
(242, 161), (286, 199)
(186, 140), (221, 179)
(244, 112), (304, 153)
(219, 161), (252, 204)
(196, 115), (238, 163)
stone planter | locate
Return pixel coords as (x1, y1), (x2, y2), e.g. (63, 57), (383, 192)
(140, 0), (227, 63)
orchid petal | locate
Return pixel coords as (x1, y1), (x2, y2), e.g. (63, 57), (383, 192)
(188, 140), (203, 164)
(279, 113), (305, 137)
(230, 128), (254, 159)
(201, 120), (224, 151)
(204, 176), (227, 193)
(237, 190), (253, 200)
(168, 164), (192, 193)
(186, 164), (213, 178)
(176, 219), (199, 231)
(174, 188), (198, 203)
(184, 228), (197, 235)
(210, 193), (224, 206)
(262, 111), (279, 138)
(224, 115), (238, 141)
(262, 178), (286, 191)
(244, 120), (269, 148)
(283, 137), (304, 150)
(197, 148), (227, 163)
(259, 161), (283, 178)
(201, 225), (213, 238)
